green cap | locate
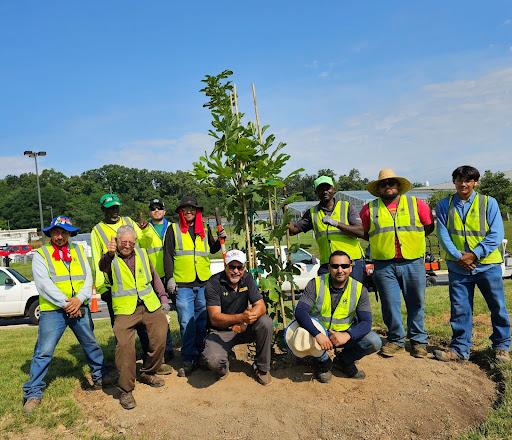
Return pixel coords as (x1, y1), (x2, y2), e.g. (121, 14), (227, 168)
(313, 175), (334, 189)
(99, 193), (121, 208)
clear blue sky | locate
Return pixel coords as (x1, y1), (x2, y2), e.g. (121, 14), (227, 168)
(1, 1), (511, 183)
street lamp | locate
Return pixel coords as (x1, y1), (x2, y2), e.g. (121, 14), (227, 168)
(24, 150), (47, 234)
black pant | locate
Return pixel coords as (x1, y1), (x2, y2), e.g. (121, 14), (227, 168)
(202, 315), (273, 373)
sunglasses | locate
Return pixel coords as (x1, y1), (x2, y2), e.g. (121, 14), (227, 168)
(228, 264), (244, 271)
(329, 263), (352, 269)
(150, 206), (164, 211)
(378, 179), (399, 188)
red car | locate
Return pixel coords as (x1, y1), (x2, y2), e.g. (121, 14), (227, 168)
(0, 244), (32, 257)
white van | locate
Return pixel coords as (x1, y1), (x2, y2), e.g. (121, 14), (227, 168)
(0, 267), (40, 324)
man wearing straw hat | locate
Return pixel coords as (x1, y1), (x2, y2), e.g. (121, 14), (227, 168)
(360, 169), (434, 358)
(288, 175), (366, 282)
(288, 250), (381, 383)
(23, 216), (106, 414)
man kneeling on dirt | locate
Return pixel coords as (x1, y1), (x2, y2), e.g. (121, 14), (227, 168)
(202, 250), (273, 385)
(292, 251), (381, 383)
(99, 225), (169, 409)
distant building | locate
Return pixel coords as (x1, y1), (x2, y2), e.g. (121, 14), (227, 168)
(0, 228), (39, 246)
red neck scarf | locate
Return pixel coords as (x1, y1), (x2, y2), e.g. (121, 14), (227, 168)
(51, 242), (72, 262)
(178, 209), (205, 239)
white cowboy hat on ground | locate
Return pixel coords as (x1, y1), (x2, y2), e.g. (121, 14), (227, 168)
(284, 318), (328, 358)
(366, 168), (412, 197)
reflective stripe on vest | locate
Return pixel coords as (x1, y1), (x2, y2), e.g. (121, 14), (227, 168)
(140, 222), (168, 278)
(310, 201), (363, 264)
(368, 195), (425, 260)
(312, 274), (361, 331)
(172, 223), (211, 283)
(37, 243), (88, 311)
(446, 194), (502, 264)
(111, 246), (161, 315)
(94, 217), (134, 248)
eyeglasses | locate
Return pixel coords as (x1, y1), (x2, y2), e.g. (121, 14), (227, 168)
(228, 264), (244, 272)
(119, 241), (136, 247)
(329, 263), (351, 269)
(378, 179), (399, 188)
(150, 206), (163, 211)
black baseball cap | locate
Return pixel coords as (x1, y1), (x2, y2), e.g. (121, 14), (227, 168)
(149, 198), (165, 209)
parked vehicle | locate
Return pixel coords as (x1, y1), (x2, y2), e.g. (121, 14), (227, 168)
(0, 267), (39, 324)
(0, 244), (33, 257)
(210, 246), (320, 294)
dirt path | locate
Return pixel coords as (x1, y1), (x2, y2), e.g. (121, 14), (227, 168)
(77, 346), (496, 440)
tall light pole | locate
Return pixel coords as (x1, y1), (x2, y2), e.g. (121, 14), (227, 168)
(24, 150), (47, 234)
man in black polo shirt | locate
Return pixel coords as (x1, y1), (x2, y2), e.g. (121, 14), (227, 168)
(202, 250), (273, 385)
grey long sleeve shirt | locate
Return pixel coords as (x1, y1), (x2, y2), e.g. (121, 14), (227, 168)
(32, 250), (93, 309)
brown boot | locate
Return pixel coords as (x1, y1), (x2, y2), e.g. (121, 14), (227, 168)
(139, 373), (165, 387)
(23, 398), (41, 415)
(410, 343), (428, 358)
(119, 391), (136, 410)
(379, 342), (404, 357)
(253, 365), (272, 386)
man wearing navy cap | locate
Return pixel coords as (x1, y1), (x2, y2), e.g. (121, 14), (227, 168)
(23, 216), (106, 414)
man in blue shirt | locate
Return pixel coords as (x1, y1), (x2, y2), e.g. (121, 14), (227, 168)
(434, 165), (510, 363)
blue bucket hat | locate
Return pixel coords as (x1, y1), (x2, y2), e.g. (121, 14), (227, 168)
(43, 216), (80, 237)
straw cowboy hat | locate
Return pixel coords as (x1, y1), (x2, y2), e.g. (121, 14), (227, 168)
(284, 318), (328, 358)
(366, 168), (412, 197)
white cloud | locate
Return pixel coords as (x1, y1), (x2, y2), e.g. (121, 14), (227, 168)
(279, 66), (512, 184)
(99, 132), (213, 171)
(318, 71), (330, 79)
(0, 156), (46, 178)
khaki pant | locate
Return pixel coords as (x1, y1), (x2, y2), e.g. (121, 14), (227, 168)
(113, 305), (167, 392)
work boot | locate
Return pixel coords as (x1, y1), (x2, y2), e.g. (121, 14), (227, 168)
(335, 361), (365, 379)
(139, 373), (165, 388)
(119, 391), (136, 410)
(494, 349), (510, 363)
(253, 364), (272, 386)
(216, 367), (229, 381)
(177, 360), (197, 377)
(410, 342), (428, 358)
(379, 342), (404, 357)
(23, 398), (41, 415)
(314, 358), (332, 384)
(156, 363), (173, 375)
(433, 349), (465, 362)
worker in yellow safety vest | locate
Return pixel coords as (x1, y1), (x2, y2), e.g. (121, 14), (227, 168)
(288, 175), (366, 282)
(23, 216), (106, 414)
(163, 196), (225, 376)
(360, 168), (434, 359)
(138, 198), (174, 363)
(287, 250), (381, 383)
(99, 225), (169, 410)
(433, 165), (510, 363)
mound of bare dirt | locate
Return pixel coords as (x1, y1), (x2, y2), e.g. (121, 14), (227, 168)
(77, 345), (496, 440)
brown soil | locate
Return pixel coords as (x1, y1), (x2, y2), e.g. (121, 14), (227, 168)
(76, 344), (496, 440)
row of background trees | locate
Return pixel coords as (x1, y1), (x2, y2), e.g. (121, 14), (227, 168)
(1, 165), (511, 232)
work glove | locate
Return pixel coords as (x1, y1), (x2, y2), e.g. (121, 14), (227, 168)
(161, 303), (171, 313)
(166, 277), (177, 294)
(322, 216), (339, 227)
(217, 228), (227, 240)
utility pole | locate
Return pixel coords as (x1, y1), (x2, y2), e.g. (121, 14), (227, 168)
(23, 150), (47, 234)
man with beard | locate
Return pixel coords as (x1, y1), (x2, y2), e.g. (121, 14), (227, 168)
(288, 175), (366, 281)
(360, 169), (434, 358)
(91, 193), (172, 375)
(202, 250), (273, 385)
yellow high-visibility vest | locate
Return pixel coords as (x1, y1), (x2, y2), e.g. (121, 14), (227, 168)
(172, 223), (211, 283)
(368, 196), (425, 260)
(312, 275), (362, 332)
(139, 222), (169, 279)
(310, 201), (363, 264)
(110, 246), (161, 315)
(37, 243), (88, 311)
(91, 217), (140, 294)
(446, 193), (502, 264)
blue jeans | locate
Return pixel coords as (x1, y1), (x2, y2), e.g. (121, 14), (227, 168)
(373, 258), (428, 346)
(317, 258), (365, 283)
(448, 264), (510, 359)
(23, 308), (104, 400)
(176, 286), (207, 363)
(318, 330), (382, 365)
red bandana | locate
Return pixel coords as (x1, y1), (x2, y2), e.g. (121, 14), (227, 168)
(178, 209), (205, 239)
(51, 243), (72, 262)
